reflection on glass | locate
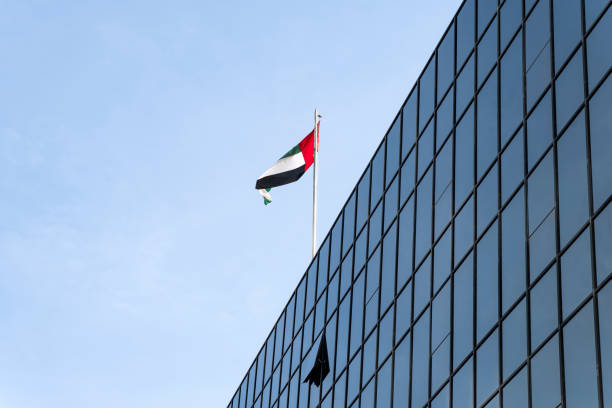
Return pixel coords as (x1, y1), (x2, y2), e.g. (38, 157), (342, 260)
(530, 267), (558, 348)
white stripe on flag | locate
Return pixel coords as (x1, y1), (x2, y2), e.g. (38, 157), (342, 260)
(257, 151), (305, 180)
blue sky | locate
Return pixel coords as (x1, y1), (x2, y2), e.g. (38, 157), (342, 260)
(0, 1), (460, 406)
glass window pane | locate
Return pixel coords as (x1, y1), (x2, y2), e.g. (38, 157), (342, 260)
(363, 330), (376, 383)
(381, 225), (397, 311)
(412, 310), (431, 408)
(393, 335), (411, 408)
(454, 254), (474, 368)
(555, 48), (584, 131)
(437, 86), (454, 150)
(418, 121), (434, 178)
(386, 116), (401, 186)
(420, 58), (436, 134)
(500, 32), (523, 144)
(500, 0), (522, 51)
(457, 54), (475, 117)
(371, 145), (385, 209)
(525, 0), (551, 109)
(433, 228), (451, 292)
(526, 42), (551, 110)
(457, 0), (475, 69)
(530, 267), (558, 348)
(477, 223), (499, 341)
(397, 197), (414, 289)
(502, 300), (527, 379)
(400, 149), (416, 205)
(531, 335), (562, 407)
(502, 367), (528, 407)
(384, 177), (399, 232)
(455, 197), (474, 264)
(415, 169), (433, 263)
(453, 358), (474, 408)
(378, 307), (393, 363)
(558, 112), (589, 247)
(586, 0), (609, 29)
(563, 301), (599, 407)
(350, 273), (365, 355)
(396, 282), (412, 342)
(527, 151), (554, 235)
(431, 383), (450, 408)
(333, 372), (345, 408)
(414, 255), (431, 316)
(529, 209), (556, 283)
(553, 0), (582, 71)
(477, 69), (498, 179)
(598, 281), (612, 407)
(595, 202), (612, 284)
(476, 330), (499, 406)
(501, 129), (524, 204)
(432, 281), (451, 349)
(376, 358), (392, 408)
(354, 226), (367, 275)
(477, 165), (498, 236)
(432, 335), (450, 394)
(336, 296), (350, 376)
(455, 104), (475, 206)
(561, 229), (592, 318)
(357, 169), (370, 233)
(319, 237), (331, 298)
(435, 139), (453, 238)
(587, 7), (612, 91)
(402, 91), (417, 159)
(369, 202), (382, 255)
(438, 24), (455, 98)
(588, 75), (612, 210)
(526, 90), (553, 169)
(478, 0), (497, 38)
(327, 273), (339, 320)
(478, 18), (498, 86)
(306, 260), (318, 315)
(347, 351), (361, 404)
(501, 188), (526, 313)
(343, 192), (356, 256)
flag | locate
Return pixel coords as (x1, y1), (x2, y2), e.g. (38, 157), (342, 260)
(303, 332), (330, 387)
(255, 122), (320, 204)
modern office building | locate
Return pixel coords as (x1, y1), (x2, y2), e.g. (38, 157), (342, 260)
(229, 0), (612, 406)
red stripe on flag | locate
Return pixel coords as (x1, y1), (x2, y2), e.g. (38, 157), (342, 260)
(299, 121), (320, 171)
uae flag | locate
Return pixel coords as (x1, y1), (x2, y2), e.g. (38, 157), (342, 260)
(255, 122), (319, 205)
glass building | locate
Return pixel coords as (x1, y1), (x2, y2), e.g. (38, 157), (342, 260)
(229, 0), (612, 406)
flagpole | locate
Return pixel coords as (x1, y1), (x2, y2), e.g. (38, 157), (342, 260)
(312, 109), (319, 258)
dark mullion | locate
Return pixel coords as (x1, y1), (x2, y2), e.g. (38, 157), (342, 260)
(580, 0), (605, 406)
(547, 0), (568, 406)
(516, 1), (533, 408)
(494, 0), (503, 405)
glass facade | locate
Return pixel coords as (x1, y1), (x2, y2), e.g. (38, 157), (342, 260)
(230, 0), (612, 406)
